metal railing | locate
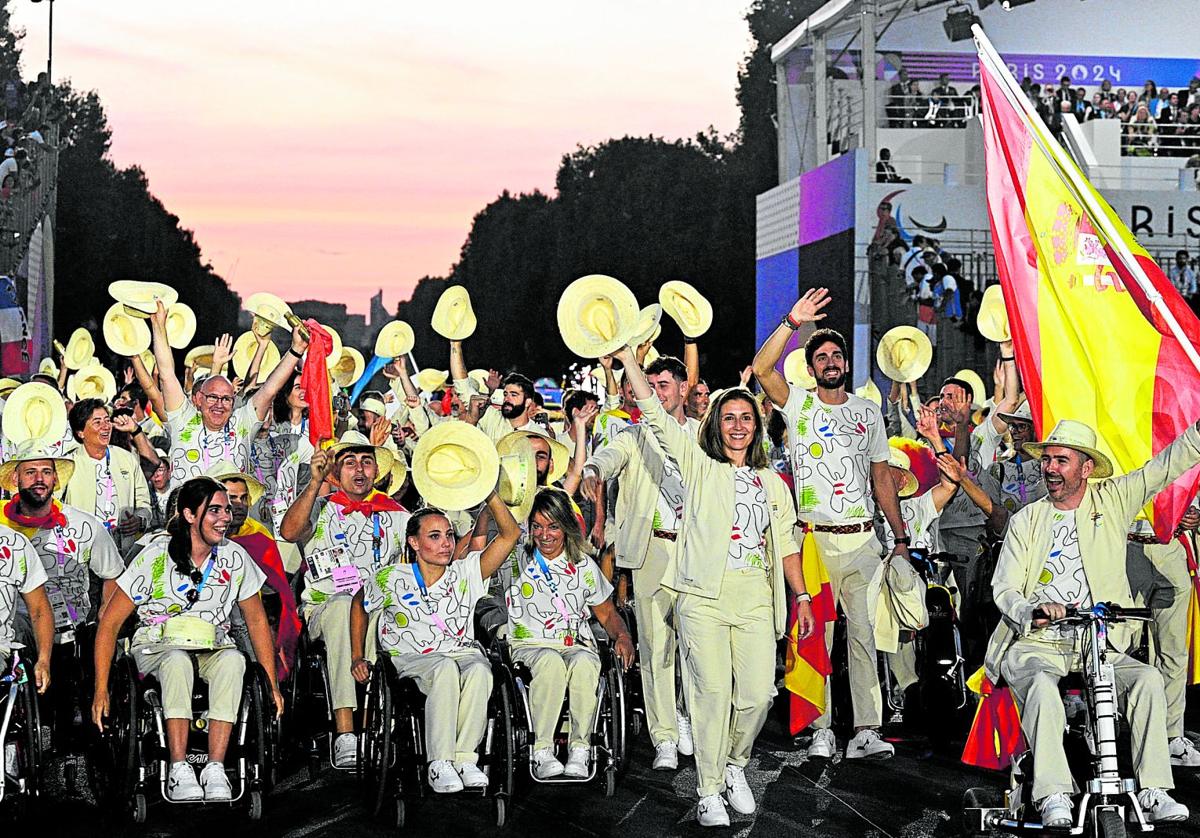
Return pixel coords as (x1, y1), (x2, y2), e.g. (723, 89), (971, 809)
(883, 93), (978, 129)
(1118, 121), (1200, 158)
(0, 123), (60, 277)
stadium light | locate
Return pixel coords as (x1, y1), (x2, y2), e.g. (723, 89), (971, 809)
(30, 0), (54, 81)
(943, 4), (981, 42)
(1000, 0), (1037, 9)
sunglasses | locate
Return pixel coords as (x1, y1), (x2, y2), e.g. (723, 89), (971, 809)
(186, 568), (204, 604)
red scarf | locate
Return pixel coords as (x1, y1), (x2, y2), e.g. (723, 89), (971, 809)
(2, 498), (67, 532)
(300, 320), (334, 447)
(328, 489), (404, 516)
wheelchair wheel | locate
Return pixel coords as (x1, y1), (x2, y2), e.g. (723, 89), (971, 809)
(361, 664), (394, 818)
(91, 657), (140, 811)
(244, 663), (275, 793)
(17, 666), (42, 800)
(603, 649), (630, 775)
(488, 675), (517, 814)
(248, 789), (264, 821)
(131, 792), (147, 824)
(394, 797), (406, 828)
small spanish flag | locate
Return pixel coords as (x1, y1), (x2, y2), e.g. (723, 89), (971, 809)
(961, 667), (1026, 771)
(784, 529), (836, 735)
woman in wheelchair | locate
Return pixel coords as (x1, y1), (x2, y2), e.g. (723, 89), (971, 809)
(504, 487), (635, 782)
(348, 489), (520, 793)
(91, 477), (285, 803)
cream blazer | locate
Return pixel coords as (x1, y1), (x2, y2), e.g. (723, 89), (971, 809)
(984, 423), (1200, 683)
(636, 396), (801, 638)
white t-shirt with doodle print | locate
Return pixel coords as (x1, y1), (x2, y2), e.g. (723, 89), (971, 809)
(300, 497), (410, 607)
(654, 454), (686, 533)
(780, 386), (889, 524)
(166, 401), (264, 490)
(117, 537), (266, 650)
(0, 527), (46, 654)
(881, 491), (942, 552)
(364, 551), (488, 657)
(1032, 512), (1091, 638)
(250, 429), (314, 533)
(728, 467), (770, 571)
(15, 505), (123, 629)
(981, 457), (1046, 515)
(506, 550), (612, 646)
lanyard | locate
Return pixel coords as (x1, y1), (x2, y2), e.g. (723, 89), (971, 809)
(199, 420), (234, 470)
(48, 526), (79, 624)
(332, 507), (383, 567)
(96, 449), (116, 525)
(182, 550), (217, 613)
(532, 549), (574, 626)
(409, 560), (458, 641)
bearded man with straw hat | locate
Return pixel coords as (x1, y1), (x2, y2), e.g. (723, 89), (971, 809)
(0, 433), (123, 666)
(148, 299), (308, 491)
(985, 416), (1200, 827)
(279, 429), (409, 769)
(752, 287), (909, 762)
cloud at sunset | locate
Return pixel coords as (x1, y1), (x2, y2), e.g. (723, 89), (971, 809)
(13, 2), (747, 314)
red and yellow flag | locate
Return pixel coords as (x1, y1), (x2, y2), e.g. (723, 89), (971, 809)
(977, 31), (1200, 541)
(784, 530), (837, 735)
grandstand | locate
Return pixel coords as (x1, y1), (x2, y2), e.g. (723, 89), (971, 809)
(757, 0), (1200, 398)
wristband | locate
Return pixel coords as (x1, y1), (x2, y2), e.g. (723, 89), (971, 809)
(894, 536), (911, 545)
(682, 336), (697, 345)
(781, 314), (802, 331)
(795, 592), (812, 603)
(1000, 356), (1014, 362)
(130, 426), (144, 437)
(288, 347), (304, 359)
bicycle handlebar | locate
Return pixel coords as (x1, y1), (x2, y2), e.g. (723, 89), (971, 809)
(1032, 602), (1153, 623)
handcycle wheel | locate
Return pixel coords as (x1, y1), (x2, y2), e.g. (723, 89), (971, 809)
(1097, 808), (1126, 838)
(494, 795), (507, 828)
(360, 664), (394, 818)
(394, 797), (406, 828)
(248, 789), (264, 821)
(131, 792), (147, 824)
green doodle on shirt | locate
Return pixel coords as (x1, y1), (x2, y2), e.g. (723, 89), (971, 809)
(512, 623), (533, 639)
(798, 486), (819, 511)
(652, 509), (663, 530)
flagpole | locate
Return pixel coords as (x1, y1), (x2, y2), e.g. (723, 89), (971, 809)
(972, 24), (1200, 380)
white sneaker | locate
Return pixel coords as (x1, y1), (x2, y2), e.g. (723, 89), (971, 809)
(199, 761), (232, 802)
(1139, 787), (1189, 823)
(333, 732), (358, 768)
(697, 794), (730, 827)
(532, 747), (565, 779)
(428, 759), (464, 793)
(457, 761), (489, 789)
(676, 711), (694, 756)
(1169, 736), (1200, 767)
(1038, 792), (1073, 828)
(167, 761), (203, 802)
(845, 728), (894, 760)
(563, 746), (590, 779)
(652, 741), (678, 771)
(807, 728), (836, 759)
(723, 764), (755, 815)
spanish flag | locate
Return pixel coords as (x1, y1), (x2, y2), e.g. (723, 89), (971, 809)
(784, 529), (836, 735)
(1181, 533), (1200, 685)
(976, 27), (1200, 541)
(961, 667), (1026, 771)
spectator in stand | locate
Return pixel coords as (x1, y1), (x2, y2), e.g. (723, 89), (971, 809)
(905, 78), (924, 127)
(914, 266), (938, 347)
(886, 69), (910, 128)
(933, 263), (962, 323)
(0, 147), (17, 190)
(1088, 93), (1105, 120)
(930, 73), (960, 127)
(1052, 76), (1074, 111)
(1073, 88), (1093, 122)
(1180, 77), (1200, 111)
(1126, 103), (1158, 156)
(1118, 91), (1140, 122)
(1170, 251), (1197, 300)
(1140, 79), (1159, 104)
(1152, 88), (1173, 120)
(2, 75), (19, 120)
(901, 235), (928, 294)
(875, 148), (910, 184)
(1099, 79), (1116, 103)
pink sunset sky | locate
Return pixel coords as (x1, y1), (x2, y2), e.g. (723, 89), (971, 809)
(13, 2), (749, 315)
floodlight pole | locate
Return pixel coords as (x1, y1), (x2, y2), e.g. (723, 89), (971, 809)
(813, 32), (829, 166)
(861, 0), (878, 162)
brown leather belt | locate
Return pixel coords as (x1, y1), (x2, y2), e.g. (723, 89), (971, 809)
(803, 521), (874, 535)
(652, 529), (678, 542)
(1127, 532), (1161, 545)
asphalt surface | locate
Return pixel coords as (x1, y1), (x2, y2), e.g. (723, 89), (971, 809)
(11, 687), (1200, 837)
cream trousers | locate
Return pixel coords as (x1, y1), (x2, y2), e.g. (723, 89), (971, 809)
(392, 648), (491, 764)
(807, 528), (884, 730)
(1001, 636), (1172, 802)
(676, 568), (775, 799)
(1126, 539), (1192, 738)
(305, 595), (378, 712)
(633, 535), (685, 746)
(136, 646), (245, 723)
(512, 643), (601, 751)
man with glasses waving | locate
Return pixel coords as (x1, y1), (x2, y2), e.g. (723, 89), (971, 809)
(148, 300), (309, 490)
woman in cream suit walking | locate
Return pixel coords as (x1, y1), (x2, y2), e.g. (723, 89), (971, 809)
(615, 343), (814, 828)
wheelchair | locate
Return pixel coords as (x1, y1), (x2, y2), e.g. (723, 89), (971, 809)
(493, 629), (632, 797)
(880, 549), (970, 746)
(285, 626), (372, 777)
(94, 647), (278, 823)
(964, 604), (1160, 837)
(359, 648), (515, 829)
(0, 648), (41, 815)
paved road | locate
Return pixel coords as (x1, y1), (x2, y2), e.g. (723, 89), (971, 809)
(17, 693), (1200, 837)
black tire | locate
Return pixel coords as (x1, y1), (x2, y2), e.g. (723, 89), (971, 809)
(604, 765), (616, 798)
(961, 787), (1002, 836)
(245, 664), (272, 793)
(495, 795), (507, 829)
(16, 674), (41, 800)
(394, 797), (406, 829)
(361, 665), (393, 818)
(248, 790), (264, 821)
(1097, 808), (1126, 838)
(131, 793), (147, 824)
(489, 678), (517, 802)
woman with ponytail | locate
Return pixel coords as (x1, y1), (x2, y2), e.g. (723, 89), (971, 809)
(349, 488), (520, 794)
(92, 477), (284, 804)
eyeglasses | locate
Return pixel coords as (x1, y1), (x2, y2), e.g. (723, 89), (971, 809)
(203, 394), (235, 406)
